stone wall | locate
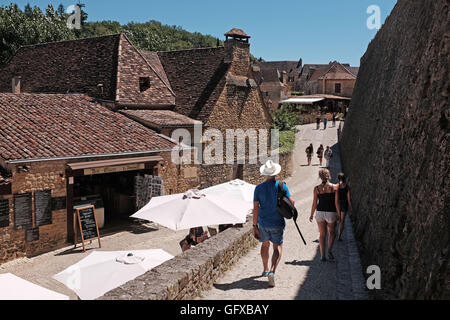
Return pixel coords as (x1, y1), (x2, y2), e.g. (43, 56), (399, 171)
(0, 160), (67, 263)
(99, 219), (258, 300)
(340, 0), (449, 299)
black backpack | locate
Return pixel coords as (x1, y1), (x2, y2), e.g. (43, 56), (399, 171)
(276, 181), (297, 220)
(276, 181), (306, 245)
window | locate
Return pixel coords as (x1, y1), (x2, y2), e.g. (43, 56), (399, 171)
(139, 77), (150, 92)
(335, 83), (341, 94)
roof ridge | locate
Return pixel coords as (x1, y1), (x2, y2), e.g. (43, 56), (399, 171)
(19, 33), (122, 49)
(157, 46), (224, 54)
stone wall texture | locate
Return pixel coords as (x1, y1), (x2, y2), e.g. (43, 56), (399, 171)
(340, 0), (449, 299)
(99, 219), (258, 300)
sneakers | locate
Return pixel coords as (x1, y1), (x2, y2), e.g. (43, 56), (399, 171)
(267, 272), (275, 287)
(261, 271), (269, 277)
(320, 256), (327, 262)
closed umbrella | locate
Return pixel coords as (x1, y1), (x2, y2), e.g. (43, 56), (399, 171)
(53, 249), (173, 300)
(0, 273), (69, 300)
(201, 179), (256, 203)
(130, 189), (251, 231)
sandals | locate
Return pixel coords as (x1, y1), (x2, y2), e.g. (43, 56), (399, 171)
(261, 271), (270, 277)
(328, 252), (335, 261)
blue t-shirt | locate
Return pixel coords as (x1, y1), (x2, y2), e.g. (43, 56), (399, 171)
(253, 180), (291, 227)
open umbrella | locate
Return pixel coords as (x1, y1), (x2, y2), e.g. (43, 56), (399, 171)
(0, 273), (69, 300)
(52, 249), (173, 300)
(130, 189), (251, 231)
(201, 179), (256, 203)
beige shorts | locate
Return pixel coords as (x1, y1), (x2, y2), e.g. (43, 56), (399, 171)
(315, 211), (337, 223)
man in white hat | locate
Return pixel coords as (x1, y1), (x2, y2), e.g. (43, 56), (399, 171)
(253, 160), (295, 287)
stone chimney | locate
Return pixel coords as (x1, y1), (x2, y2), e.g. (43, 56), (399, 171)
(224, 28), (251, 77)
(12, 76), (21, 94)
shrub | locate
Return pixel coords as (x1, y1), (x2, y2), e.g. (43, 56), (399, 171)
(278, 130), (296, 155)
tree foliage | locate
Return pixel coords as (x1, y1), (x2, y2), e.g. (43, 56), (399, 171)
(271, 104), (300, 131)
(0, 3), (225, 68)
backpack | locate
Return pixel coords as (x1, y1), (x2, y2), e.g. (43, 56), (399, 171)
(276, 181), (307, 245)
(276, 181), (298, 220)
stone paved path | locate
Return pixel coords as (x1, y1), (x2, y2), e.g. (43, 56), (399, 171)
(200, 122), (369, 300)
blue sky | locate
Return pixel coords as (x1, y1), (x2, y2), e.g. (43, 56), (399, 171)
(3, 0), (397, 66)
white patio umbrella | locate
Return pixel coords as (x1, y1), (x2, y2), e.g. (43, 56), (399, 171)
(201, 179), (256, 203)
(0, 273), (69, 300)
(130, 189), (251, 231)
(53, 249), (173, 300)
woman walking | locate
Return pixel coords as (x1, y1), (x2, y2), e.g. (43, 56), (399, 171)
(337, 173), (352, 241)
(317, 144), (324, 167)
(305, 143), (313, 166)
(309, 169), (340, 261)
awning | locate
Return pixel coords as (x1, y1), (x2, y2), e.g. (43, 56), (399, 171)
(280, 98), (325, 105)
(68, 155), (163, 171)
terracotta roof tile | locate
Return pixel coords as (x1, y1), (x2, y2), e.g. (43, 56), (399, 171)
(0, 34), (175, 107)
(225, 28), (251, 38)
(120, 109), (201, 128)
(158, 47), (229, 121)
(0, 93), (175, 161)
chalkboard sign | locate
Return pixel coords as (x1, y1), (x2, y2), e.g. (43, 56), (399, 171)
(75, 205), (101, 252)
(52, 196), (67, 211)
(35, 190), (52, 226)
(0, 199), (9, 228)
(26, 227), (39, 242)
(14, 193), (32, 230)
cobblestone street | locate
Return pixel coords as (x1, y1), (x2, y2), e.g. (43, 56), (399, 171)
(200, 122), (369, 300)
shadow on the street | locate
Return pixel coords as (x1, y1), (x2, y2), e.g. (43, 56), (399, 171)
(212, 275), (271, 291)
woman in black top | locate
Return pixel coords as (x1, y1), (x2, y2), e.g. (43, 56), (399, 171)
(337, 173), (352, 241)
(309, 169), (340, 261)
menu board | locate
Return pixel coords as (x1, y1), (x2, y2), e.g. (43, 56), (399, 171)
(14, 193), (32, 230)
(0, 199), (9, 228)
(35, 190), (52, 226)
(75, 205), (101, 252)
(52, 196), (67, 211)
(26, 227), (39, 242)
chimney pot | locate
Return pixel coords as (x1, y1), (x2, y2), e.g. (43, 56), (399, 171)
(12, 76), (21, 94)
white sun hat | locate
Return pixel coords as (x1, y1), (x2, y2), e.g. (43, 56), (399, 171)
(260, 160), (281, 176)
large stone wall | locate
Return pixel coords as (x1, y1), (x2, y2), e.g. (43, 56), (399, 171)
(99, 219), (258, 300)
(340, 0), (449, 299)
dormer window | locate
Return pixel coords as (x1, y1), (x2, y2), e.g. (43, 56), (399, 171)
(139, 77), (150, 92)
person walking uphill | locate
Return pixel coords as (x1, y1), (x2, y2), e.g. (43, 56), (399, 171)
(253, 160), (295, 287)
(309, 169), (340, 262)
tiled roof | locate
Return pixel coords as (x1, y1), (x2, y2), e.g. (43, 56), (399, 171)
(0, 34), (175, 107)
(120, 109), (201, 129)
(0, 34), (121, 100)
(309, 62), (357, 81)
(225, 28), (251, 38)
(256, 60), (302, 75)
(257, 68), (283, 85)
(158, 47), (229, 122)
(140, 51), (174, 94)
(0, 94), (175, 162)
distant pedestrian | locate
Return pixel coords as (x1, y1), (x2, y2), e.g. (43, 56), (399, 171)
(324, 146), (333, 168)
(253, 160), (295, 287)
(317, 144), (324, 167)
(316, 116), (321, 130)
(323, 116), (328, 129)
(332, 113), (336, 127)
(305, 143), (313, 166)
(309, 169), (340, 262)
(337, 173), (352, 241)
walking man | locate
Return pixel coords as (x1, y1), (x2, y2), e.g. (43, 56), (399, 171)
(324, 146), (333, 168)
(316, 115), (321, 130)
(253, 160), (295, 287)
(323, 116), (328, 129)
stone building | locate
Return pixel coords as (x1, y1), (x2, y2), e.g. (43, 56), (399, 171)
(0, 93), (201, 263)
(302, 61), (359, 97)
(154, 28), (278, 187)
